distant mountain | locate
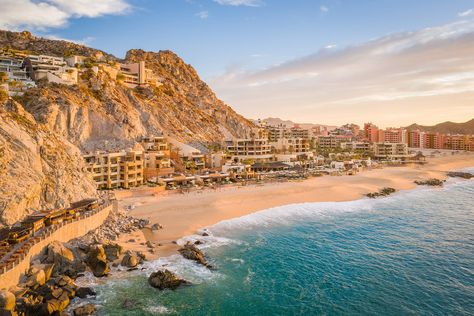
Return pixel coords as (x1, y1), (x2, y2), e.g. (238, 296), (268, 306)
(406, 119), (474, 135)
(257, 117), (337, 130)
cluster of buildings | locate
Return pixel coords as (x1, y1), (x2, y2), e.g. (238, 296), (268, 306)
(0, 48), (160, 96)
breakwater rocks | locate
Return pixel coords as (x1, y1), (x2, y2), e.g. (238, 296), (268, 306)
(0, 240), (148, 315)
(447, 171), (474, 179)
(366, 187), (396, 198)
(414, 179), (445, 186)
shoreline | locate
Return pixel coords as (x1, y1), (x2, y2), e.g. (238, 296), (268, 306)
(118, 153), (474, 260)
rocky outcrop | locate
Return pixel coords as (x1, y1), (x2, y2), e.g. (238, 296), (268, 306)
(0, 100), (97, 227)
(0, 30), (114, 60)
(414, 179), (445, 186)
(73, 303), (97, 316)
(148, 270), (189, 290)
(0, 289), (16, 311)
(366, 187), (396, 198)
(178, 242), (211, 268)
(447, 171), (473, 179)
(86, 245), (109, 277)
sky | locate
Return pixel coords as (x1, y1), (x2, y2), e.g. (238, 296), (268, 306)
(0, 0), (473, 127)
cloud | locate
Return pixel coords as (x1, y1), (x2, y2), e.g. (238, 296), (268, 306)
(458, 9), (473, 17)
(211, 20), (474, 126)
(195, 10), (209, 19)
(43, 34), (96, 45)
(0, 0), (131, 31)
(213, 0), (262, 7)
(320, 5), (329, 13)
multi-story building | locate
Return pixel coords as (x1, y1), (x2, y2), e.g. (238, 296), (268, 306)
(119, 61), (158, 88)
(444, 135), (474, 151)
(270, 138), (310, 153)
(0, 55), (36, 91)
(340, 142), (374, 153)
(226, 137), (273, 163)
(384, 128), (407, 144)
(23, 54), (78, 85)
(408, 129), (425, 148)
(140, 136), (174, 179)
(83, 150), (144, 189)
(364, 123), (380, 143)
(318, 135), (352, 149)
(373, 143), (409, 159)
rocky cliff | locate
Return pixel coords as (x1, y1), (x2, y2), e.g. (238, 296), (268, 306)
(0, 100), (97, 227)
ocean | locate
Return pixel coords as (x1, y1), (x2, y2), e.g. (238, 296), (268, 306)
(73, 169), (474, 315)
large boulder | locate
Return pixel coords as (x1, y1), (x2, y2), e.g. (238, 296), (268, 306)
(178, 243), (211, 268)
(148, 270), (189, 290)
(73, 303), (96, 316)
(75, 287), (96, 299)
(0, 290), (16, 311)
(103, 243), (123, 261)
(86, 245), (109, 277)
(43, 241), (75, 274)
(121, 252), (139, 268)
(25, 269), (46, 289)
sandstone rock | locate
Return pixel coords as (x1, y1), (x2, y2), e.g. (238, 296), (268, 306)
(73, 304), (96, 316)
(178, 242), (211, 268)
(86, 245), (109, 277)
(43, 241), (75, 274)
(103, 242), (123, 261)
(26, 269), (46, 289)
(148, 270), (189, 290)
(0, 290), (15, 311)
(121, 252), (139, 268)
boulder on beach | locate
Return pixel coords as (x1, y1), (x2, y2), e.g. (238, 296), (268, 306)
(414, 178), (444, 186)
(148, 270), (189, 290)
(73, 303), (97, 316)
(178, 242), (211, 268)
(447, 171), (473, 179)
(121, 252), (139, 268)
(86, 245), (109, 277)
(103, 242), (123, 261)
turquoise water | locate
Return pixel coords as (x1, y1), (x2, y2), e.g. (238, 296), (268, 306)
(75, 172), (474, 315)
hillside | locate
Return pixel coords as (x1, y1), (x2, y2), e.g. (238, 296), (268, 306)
(406, 119), (474, 135)
(0, 100), (96, 227)
(0, 30), (254, 225)
(0, 30), (115, 60)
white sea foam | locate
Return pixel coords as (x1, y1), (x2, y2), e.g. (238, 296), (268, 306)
(144, 305), (174, 314)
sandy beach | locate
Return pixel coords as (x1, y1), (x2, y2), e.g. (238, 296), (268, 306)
(117, 153), (474, 259)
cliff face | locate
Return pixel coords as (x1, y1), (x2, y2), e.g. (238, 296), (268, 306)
(17, 49), (253, 151)
(0, 100), (97, 227)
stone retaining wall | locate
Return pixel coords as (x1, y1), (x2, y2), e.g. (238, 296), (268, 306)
(0, 201), (115, 289)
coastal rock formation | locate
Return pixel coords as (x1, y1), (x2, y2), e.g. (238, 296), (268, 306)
(86, 245), (109, 277)
(178, 242), (211, 268)
(121, 251), (140, 268)
(0, 100), (97, 227)
(73, 303), (97, 316)
(447, 171), (473, 179)
(0, 289), (16, 311)
(366, 187), (396, 198)
(414, 179), (444, 186)
(148, 270), (189, 290)
(75, 287), (96, 299)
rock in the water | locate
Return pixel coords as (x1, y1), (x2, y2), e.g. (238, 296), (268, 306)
(73, 303), (96, 316)
(414, 178), (444, 186)
(148, 270), (189, 290)
(178, 242), (211, 268)
(76, 287), (96, 299)
(0, 290), (16, 311)
(447, 171), (473, 179)
(86, 245), (109, 277)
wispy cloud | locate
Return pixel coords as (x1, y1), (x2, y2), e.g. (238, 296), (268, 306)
(0, 0), (132, 31)
(195, 10), (209, 19)
(458, 8), (473, 17)
(320, 5), (329, 13)
(213, 0), (263, 7)
(211, 20), (474, 126)
(43, 34), (96, 45)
